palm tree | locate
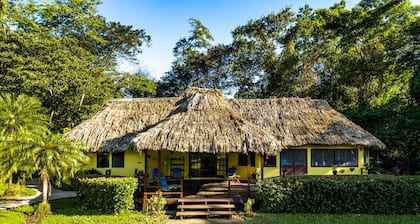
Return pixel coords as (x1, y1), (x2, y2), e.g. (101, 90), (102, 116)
(0, 94), (48, 195)
(30, 133), (89, 203)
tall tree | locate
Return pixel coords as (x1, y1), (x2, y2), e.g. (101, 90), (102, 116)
(158, 18), (216, 96)
(0, 0), (151, 131)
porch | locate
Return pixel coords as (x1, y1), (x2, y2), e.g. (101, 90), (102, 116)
(136, 178), (256, 213)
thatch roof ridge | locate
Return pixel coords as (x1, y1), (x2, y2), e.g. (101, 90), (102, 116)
(66, 87), (385, 153)
(130, 87), (284, 154)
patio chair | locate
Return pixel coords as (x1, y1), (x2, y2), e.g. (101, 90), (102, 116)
(151, 168), (180, 192)
(171, 167), (183, 179)
(227, 167), (240, 183)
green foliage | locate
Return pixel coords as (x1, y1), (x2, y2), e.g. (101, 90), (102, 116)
(0, 183), (37, 198)
(256, 176), (420, 214)
(0, 205), (33, 224)
(0, 94), (48, 191)
(246, 213), (420, 224)
(158, 18), (232, 96)
(34, 202), (52, 219)
(31, 133), (89, 203)
(78, 177), (138, 214)
(118, 73), (157, 98)
(0, 0), (151, 131)
(147, 191), (167, 217)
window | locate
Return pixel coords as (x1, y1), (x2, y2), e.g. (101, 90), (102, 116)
(311, 149), (358, 167)
(97, 152), (109, 168)
(112, 152), (124, 168)
(363, 149), (369, 166)
(264, 155), (277, 167)
(190, 153), (226, 177)
(238, 152), (255, 166)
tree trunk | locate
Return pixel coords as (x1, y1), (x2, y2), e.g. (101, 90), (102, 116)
(42, 172), (49, 203)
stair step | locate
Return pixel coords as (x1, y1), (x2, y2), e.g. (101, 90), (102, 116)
(176, 211), (237, 217)
(178, 204), (235, 209)
(178, 198), (233, 203)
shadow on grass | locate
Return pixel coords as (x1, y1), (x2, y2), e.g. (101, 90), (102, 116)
(49, 197), (113, 216)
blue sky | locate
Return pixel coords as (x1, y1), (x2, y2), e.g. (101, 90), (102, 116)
(97, 0), (419, 80)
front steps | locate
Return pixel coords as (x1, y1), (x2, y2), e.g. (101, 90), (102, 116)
(176, 198), (236, 219)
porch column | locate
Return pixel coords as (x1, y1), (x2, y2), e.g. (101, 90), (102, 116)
(144, 150), (148, 190)
(247, 153), (251, 198)
(260, 154), (264, 180)
(157, 150), (161, 191)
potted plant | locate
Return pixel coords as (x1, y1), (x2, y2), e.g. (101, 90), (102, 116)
(332, 165), (337, 175)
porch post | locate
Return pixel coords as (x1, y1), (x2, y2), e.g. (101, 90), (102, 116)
(260, 153), (264, 180)
(157, 150), (161, 191)
(247, 153), (251, 198)
(144, 150), (148, 190)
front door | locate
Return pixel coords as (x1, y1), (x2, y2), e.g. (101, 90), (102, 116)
(189, 153), (227, 177)
(280, 149), (307, 176)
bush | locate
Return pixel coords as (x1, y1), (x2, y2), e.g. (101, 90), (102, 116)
(34, 202), (52, 218)
(78, 177), (137, 214)
(256, 176), (420, 214)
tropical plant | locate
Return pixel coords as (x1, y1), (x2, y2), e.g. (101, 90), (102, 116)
(0, 94), (48, 195)
(30, 133), (89, 203)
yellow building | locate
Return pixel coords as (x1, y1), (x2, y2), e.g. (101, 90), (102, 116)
(68, 87), (384, 182)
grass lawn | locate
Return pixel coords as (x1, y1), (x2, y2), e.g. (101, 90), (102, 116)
(1, 199), (419, 224)
(0, 183), (37, 198)
(0, 197), (168, 224)
(246, 213), (420, 224)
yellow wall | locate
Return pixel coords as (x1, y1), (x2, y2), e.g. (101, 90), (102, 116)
(85, 151), (144, 177)
(84, 146), (369, 178)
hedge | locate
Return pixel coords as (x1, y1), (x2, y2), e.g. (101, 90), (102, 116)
(78, 177), (137, 214)
(256, 176), (420, 214)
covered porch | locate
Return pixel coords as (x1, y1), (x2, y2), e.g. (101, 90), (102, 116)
(137, 150), (263, 211)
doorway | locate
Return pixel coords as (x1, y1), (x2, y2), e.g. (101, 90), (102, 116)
(280, 149), (307, 176)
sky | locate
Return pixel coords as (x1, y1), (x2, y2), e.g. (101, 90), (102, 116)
(97, 0), (419, 80)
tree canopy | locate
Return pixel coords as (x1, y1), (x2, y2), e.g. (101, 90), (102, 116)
(0, 0), (154, 131)
(159, 0), (419, 171)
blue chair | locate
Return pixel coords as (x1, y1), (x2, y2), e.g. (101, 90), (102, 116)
(172, 168), (183, 179)
(227, 167), (240, 183)
(151, 168), (179, 192)
(227, 167), (236, 177)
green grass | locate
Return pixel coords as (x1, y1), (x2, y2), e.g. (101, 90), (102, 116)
(245, 213), (420, 224)
(0, 205), (34, 224)
(41, 198), (168, 224)
(2, 199), (419, 224)
(0, 183), (37, 198)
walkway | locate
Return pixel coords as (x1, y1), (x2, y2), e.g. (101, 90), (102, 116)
(0, 179), (77, 210)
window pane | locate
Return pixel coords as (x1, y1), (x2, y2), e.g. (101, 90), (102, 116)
(281, 150), (292, 166)
(112, 152), (124, 168)
(363, 149), (369, 166)
(190, 153), (223, 177)
(336, 149), (358, 167)
(311, 150), (334, 166)
(97, 152), (109, 168)
(264, 155), (276, 167)
(238, 152), (255, 166)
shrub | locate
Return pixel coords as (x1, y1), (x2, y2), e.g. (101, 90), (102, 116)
(34, 202), (52, 218)
(256, 176), (420, 214)
(147, 191), (167, 217)
(78, 177), (137, 214)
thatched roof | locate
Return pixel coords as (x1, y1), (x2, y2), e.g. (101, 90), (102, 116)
(65, 97), (179, 152)
(66, 87), (385, 153)
(130, 88), (283, 154)
(230, 98), (386, 149)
